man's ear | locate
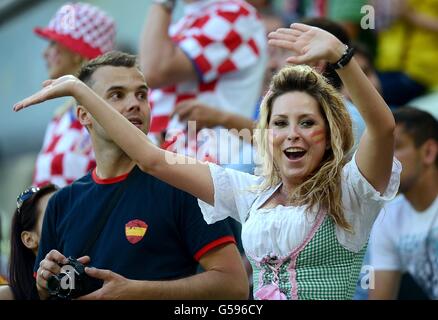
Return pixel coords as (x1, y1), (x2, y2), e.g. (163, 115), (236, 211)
(77, 105), (92, 127)
(21, 231), (38, 252)
(421, 139), (438, 166)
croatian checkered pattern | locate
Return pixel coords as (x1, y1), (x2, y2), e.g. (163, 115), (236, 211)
(46, 2), (115, 55)
(33, 100), (95, 188)
(149, 0), (266, 163)
(250, 217), (367, 300)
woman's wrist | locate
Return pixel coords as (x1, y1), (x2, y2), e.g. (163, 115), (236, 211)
(329, 44), (355, 70)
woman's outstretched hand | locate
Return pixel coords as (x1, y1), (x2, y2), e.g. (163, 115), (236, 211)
(268, 23), (346, 66)
(13, 75), (82, 112)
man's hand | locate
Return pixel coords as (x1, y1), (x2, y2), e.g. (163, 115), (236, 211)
(36, 249), (90, 300)
(13, 75), (84, 112)
(77, 267), (134, 300)
(172, 100), (225, 130)
(268, 23), (346, 66)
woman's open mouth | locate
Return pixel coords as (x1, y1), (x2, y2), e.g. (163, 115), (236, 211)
(284, 147), (306, 161)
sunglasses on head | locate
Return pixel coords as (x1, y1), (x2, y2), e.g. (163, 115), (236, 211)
(16, 187), (40, 213)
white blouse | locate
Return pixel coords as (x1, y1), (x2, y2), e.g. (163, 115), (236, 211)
(198, 154), (402, 258)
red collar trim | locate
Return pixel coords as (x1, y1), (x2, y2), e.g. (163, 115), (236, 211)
(92, 168), (130, 184)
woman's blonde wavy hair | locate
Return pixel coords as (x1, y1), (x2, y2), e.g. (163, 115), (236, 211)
(255, 65), (354, 231)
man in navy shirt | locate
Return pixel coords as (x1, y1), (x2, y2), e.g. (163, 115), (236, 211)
(33, 51), (248, 300)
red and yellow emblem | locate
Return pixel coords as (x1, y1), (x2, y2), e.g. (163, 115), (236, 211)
(125, 219), (148, 244)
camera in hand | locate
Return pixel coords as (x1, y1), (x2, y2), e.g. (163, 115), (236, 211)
(47, 257), (102, 300)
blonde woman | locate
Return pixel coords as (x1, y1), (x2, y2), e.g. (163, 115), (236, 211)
(14, 24), (401, 299)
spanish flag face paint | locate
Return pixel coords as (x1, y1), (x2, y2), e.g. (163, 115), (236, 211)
(125, 219), (148, 244)
(310, 129), (326, 145)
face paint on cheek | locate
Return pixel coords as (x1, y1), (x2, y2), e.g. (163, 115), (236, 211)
(310, 129), (326, 144)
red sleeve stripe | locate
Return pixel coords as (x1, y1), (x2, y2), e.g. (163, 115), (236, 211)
(194, 236), (236, 261)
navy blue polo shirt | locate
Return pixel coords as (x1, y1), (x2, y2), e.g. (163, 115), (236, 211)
(35, 166), (235, 280)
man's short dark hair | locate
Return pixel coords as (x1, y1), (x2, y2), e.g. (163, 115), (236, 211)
(77, 51), (140, 87)
(394, 106), (438, 166)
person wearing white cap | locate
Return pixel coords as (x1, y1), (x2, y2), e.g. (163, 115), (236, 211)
(32, 2), (115, 188)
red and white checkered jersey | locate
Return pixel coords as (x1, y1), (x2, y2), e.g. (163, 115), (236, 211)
(149, 0), (266, 163)
(33, 100), (96, 187)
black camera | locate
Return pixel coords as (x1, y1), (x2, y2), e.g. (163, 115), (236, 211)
(47, 257), (102, 300)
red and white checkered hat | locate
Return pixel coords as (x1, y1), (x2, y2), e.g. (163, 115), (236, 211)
(34, 2), (116, 59)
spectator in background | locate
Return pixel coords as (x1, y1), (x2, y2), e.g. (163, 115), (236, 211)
(32, 2), (115, 187)
(373, 0), (438, 107)
(0, 184), (58, 300)
(369, 107), (438, 300)
(140, 0), (266, 167)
